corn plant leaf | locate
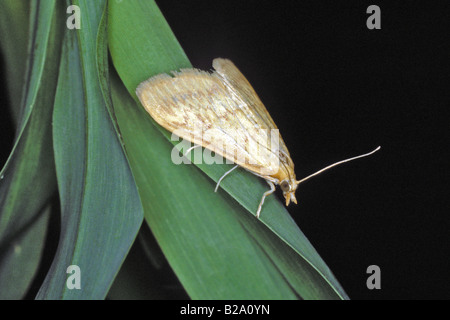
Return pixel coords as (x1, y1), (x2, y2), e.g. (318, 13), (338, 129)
(108, 0), (348, 299)
(0, 0), (62, 299)
(0, 0), (30, 124)
(36, 0), (143, 299)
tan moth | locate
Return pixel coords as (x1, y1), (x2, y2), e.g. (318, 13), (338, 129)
(136, 58), (380, 218)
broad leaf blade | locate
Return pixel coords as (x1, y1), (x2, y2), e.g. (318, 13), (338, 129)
(36, 0), (143, 299)
(108, 0), (348, 299)
(0, 0), (30, 125)
(0, 0), (62, 299)
(0, 204), (50, 299)
(111, 75), (296, 299)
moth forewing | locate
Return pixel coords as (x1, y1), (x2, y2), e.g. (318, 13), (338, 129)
(136, 58), (299, 217)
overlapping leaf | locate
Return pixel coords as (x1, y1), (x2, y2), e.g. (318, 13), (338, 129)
(0, 0), (62, 299)
(0, 0), (348, 300)
(36, 0), (143, 299)
(108, 0), (348, 299)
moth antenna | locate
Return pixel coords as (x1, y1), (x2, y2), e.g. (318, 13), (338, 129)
(296, 146), (381, 185)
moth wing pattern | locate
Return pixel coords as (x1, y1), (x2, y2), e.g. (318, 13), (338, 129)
(212, 58), (292, 161)
(136, 59), (291, 177)
(211, 58), (278, 131)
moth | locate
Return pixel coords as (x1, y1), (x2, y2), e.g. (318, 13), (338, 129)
(136, 58), (380, 218)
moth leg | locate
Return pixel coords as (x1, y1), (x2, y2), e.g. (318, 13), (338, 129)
(256, 180), (276, 219)
(215, 165), (239, 192)
(183, 144), (201, 158)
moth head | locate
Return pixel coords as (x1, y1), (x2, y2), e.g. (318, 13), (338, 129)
(280, 179), (299, 206)
(279, 147), (382, 208)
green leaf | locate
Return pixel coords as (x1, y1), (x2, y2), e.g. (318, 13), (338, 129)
(36, 0), (143, 299)
(0, 0), (30, 124)
(0, 204), (50, 299)
(0, 0), (63, 299)
(109, 0), (348, 299)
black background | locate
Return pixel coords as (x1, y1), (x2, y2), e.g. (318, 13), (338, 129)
(1, 0), (449, 300)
